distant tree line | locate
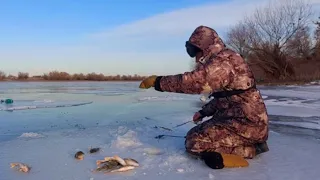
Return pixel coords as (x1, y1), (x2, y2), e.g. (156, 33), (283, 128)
(0, 70), (147, 81)
(225, 0), (320, 83)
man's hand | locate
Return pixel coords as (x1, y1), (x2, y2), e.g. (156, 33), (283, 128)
(139, 75), (157, 89)
(193, 112), (203, 124)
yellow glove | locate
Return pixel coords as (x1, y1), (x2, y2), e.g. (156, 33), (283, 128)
(201, 151), (249, 169)
(139, 75), (157, 89)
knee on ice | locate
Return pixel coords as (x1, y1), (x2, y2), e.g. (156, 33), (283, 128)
(184, 137), (202, 154)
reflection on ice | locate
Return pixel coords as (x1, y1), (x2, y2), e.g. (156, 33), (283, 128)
(0, 99), (93, 111)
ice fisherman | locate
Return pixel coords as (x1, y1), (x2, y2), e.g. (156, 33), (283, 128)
(139, 25), (269, 167)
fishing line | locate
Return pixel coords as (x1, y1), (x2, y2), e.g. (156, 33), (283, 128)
(154, 119), (202, 139)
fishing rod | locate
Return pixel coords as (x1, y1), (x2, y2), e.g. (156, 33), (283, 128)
(154, 118), (203, 139)
(172, 120), (194, 128)
(153, 120), (196, 132)
(154, 134), (186, 139)
(171, 117), (202, 129)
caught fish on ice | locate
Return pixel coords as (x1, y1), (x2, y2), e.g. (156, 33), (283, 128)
(94, 155), (139, 174)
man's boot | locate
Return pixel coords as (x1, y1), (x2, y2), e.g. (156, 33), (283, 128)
(255, 141), (269, 155)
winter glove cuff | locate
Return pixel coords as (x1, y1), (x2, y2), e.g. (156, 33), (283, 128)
(198, 110), (206, 117)
(154, 76), (163, 92)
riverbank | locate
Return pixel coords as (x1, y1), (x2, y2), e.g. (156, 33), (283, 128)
(1, 79), (319, 86)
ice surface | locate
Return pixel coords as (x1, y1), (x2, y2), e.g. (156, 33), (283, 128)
(259, 85), (320, 117)
(0, 82), (320, 180)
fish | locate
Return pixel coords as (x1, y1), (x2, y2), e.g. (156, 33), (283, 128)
(123, 158), (139, 167)
(10, 162), (31, 173)
(89, 147), (100, 154)
(108, 165), (135, 173)
(74, 151), (85, 160)
(94, 155), (140, 174)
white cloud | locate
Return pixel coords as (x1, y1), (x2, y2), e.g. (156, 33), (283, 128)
(90, 0), (320, 42)
(90, 0), (260, 40)
(86, 0), (320, 56)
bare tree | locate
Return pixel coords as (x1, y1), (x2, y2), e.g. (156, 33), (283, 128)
(227, 0), (313, 79)
(0, 71), (6, 80)
(312, 17), (320, 58)
(286, 26), (312, 60)
(247, 0), (312, 47)
(17, 72), (29, 80)
(226, 21), (251, 59)
(315, 19), (320, 42)
(47, 71), (71, 80)
(72, 73), (86, 80)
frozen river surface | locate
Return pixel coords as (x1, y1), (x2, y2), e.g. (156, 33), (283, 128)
(0, 81), (319, 180)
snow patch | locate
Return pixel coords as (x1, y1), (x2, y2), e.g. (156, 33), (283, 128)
(309, 81), (320, 85)
(209, 173), (215, 179)
(111, 130), (143, 149)
(176, 168), (184, 173)
(142, 147), (164, 155)
(18, 132), (45, 139)
(138, 96), (185, 101)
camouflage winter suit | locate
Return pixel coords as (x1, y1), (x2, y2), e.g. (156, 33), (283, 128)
(153, 26), (269, 159)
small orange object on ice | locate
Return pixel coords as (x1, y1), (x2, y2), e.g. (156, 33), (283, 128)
(10, 162), (31, 173)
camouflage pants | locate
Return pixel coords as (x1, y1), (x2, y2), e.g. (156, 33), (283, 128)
(185, 119), (257, 159)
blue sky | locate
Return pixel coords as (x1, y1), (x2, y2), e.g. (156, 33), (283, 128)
(1, 0), (319, 76)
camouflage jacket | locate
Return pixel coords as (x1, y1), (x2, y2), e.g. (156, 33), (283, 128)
(154, 26), (268, 142)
